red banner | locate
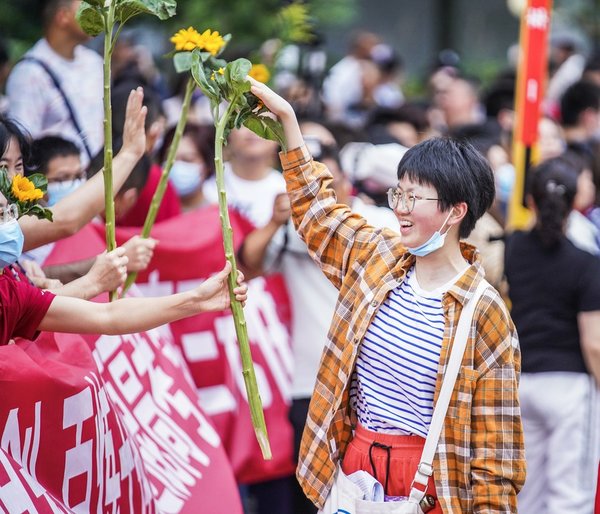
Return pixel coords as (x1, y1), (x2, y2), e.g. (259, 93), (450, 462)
(0, 329), (243, 513)
(519, 0), (551, 146)
(508, 0), (552, 229)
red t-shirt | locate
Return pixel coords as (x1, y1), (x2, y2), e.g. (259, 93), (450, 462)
(116, 163), (182, 227)
(0, 267), (56, 345)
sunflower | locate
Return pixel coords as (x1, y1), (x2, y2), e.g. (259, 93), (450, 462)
(170, 27), (203, 52)
(11, 175), (43, 202)
(249, 64), (271, 84)
(198, 29), (226, 56)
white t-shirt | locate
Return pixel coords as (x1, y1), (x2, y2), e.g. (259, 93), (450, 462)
(7, 39), (104, 167)
(351, 265), (467, 437)
(202, 162), (286, 227)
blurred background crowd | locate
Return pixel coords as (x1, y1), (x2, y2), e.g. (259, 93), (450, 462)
(2, 0), (600, 513)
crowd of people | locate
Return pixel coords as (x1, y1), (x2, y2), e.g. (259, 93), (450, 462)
(1, 0), (600, 512)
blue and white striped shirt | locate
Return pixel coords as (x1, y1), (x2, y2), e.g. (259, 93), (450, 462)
(350, 266), (464, 437)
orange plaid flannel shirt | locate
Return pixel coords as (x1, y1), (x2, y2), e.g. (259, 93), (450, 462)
(281, 146), (526, 513)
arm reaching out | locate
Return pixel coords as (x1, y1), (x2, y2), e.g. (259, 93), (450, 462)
(20, 87), (148, 251)
(38, 261), (248, 335)
(47, 248), (129, 300)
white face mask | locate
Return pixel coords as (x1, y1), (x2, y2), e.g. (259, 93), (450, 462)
(406, 210), (454, 257)
(168, 160), (204, 197)
(46, 178), (86, 206)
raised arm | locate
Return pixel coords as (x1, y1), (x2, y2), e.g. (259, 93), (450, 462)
(38, 261), (247, 334)
(20, 88), (148, 251)
(248, 77), (390, 289)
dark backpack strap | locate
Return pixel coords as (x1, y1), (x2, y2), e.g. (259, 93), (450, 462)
(19, 56), (94, 160)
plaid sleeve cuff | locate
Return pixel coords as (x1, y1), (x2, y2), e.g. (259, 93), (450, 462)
(279, 144), (312, 171)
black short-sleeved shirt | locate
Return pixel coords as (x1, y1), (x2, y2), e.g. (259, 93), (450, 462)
(505, 230), (600, 373)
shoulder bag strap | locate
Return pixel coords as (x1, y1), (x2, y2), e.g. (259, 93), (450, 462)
(408, 278), (490, 503)
(19, 56), (94, 161)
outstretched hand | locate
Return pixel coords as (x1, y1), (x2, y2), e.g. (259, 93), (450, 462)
(121, 87), (147, 160)
(195, 261), (248, 312)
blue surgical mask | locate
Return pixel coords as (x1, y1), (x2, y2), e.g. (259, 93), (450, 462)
(495, 163), (515, 204)
(46, 178), (86, 206)
(0, 219), (24, 268)
(168, 160), (203, 197)
(406, 210), (453, 257)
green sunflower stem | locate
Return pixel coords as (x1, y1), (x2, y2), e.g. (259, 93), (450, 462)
(102, 2), (117, 302)
(215, 99), (271, 460)
(121, 76), (195, 296)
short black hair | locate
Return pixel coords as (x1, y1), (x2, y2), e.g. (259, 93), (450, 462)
(560, 80), (600, 127)
(396, 137), (495, 238)
(0, 115), (33, 172)
(483, 78), (515, 118)
(30, 135), (80, 176)
(41, 0), (74, 29)
(158, 123), (216, 179)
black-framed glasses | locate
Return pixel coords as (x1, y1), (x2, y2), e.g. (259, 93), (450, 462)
(386, 188), (439, 213)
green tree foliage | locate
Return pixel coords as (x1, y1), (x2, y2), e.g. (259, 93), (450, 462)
(170, 0), (358, 50)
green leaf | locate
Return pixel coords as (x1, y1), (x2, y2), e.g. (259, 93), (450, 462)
(27, 173), (48, 194)
(232, 106), (252, 130)
(77, 2), (105, 37)
(227, 58), (252, 84)
(261, 116), (287, 151)
(243, 114), (286, 150)
(115, 0), (177, 24)
(173, 51), (193, 73)
(191, 50), (219, 103)
(26, 204), (53, 222)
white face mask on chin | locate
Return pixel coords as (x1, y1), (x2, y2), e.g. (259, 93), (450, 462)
(406, 210), (454, 257)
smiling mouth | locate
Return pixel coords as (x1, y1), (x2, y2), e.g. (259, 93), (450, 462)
(399, 220), (413, 228)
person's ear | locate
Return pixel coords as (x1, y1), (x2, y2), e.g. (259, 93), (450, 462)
(448, 202), (468, 227)
(114, 188), (139, 220)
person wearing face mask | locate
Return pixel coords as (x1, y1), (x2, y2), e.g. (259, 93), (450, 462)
(249, 78), (524, 513)
(158, 123), (215, 211)
(0, 199), (249, 347)
(31, 136), (86, 207)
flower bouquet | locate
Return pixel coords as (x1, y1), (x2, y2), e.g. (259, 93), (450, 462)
(0, 170), (53, 220)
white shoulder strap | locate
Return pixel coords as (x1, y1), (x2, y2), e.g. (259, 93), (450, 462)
(409, 278), (490, 498)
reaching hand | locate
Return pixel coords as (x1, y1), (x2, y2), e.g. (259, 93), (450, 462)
(121, 87), (147, 160)
(271, 192), (291, 227)
(87, 247), (129, 295)
(194, 261), (248, 312)
(247, 76), (303, 150)
(247, 76), (294, 119)
(122, 235), (157, 272)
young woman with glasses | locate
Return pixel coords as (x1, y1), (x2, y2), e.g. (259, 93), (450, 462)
(249, 77), (525, 514)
